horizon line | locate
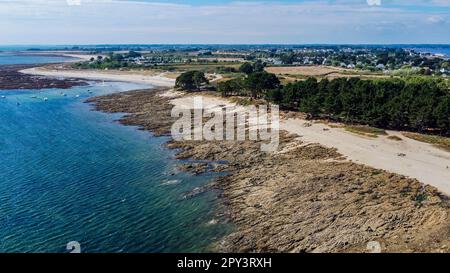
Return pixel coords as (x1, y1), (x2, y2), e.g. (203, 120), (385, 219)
(1, 43), (450, 47)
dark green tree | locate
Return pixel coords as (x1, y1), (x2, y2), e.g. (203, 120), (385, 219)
(239, 63), (254, 74)
(245, 72), (280, 99)
(434, 97), (450, 133)
(175, 71), (209, 91)
(253, 60), (266, 72)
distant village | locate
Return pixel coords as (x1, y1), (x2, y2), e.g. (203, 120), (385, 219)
(73, 45), (449, 77)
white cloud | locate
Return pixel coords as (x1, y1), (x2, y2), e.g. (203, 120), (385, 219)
(0, 0), (448, 44)
(367, 0), (382, 6)
(67, 0), (81, 6)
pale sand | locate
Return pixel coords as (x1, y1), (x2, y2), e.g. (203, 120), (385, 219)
(60, 53), (100, 62)
(282, 119), (450, 195)
(170, 93), (450, 195)
(18, 51), (101, 62)
(20, 67), (175, 87)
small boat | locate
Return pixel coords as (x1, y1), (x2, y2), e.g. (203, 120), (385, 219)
(16, 102), (20, 106)
(75, 95), (80, 98)
(31, 96), (37, 99)
(0, 96), (6, 99)
(44, 97), (48, 101)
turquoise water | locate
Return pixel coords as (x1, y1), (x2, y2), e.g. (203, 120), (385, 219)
(0, 52), (74, 65)
(0, 82), (230, 253)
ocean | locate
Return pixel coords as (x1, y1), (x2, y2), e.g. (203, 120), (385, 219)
(410, 46), (450, 57)
(0, 54), (230, 253)
(0, 52), (75, 65)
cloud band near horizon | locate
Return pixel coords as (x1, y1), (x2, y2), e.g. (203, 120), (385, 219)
(0, 0), (449, 44)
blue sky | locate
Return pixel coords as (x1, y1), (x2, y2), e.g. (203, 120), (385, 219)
(0, 0), (449, 44)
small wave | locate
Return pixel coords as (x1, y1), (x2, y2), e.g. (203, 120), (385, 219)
(160, 179), (181, 186)
(206, 219), (219, 226)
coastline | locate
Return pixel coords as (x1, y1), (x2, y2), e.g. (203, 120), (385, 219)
(13, 51), (102, 62)
(19, 64), (450, 252)
(20, 64), (450, 195)
(0, 64), (87, 90)
(21, 65), (175, 87)
(87, 88), (450, 253)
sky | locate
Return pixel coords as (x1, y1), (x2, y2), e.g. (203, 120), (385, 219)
(0, 0), (449, 45)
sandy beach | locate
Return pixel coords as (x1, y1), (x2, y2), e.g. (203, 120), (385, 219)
(21, 66), (175, 87)
(170, 93), (450, 196)
(16, 51), (101, 62)
(282, 119), (450, 195)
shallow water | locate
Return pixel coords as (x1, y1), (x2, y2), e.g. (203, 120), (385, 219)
(0, 52), (74, 65)
(0, 82), (230, 253)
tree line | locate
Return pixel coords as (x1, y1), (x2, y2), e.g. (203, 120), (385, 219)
(220, 72), (449, 134)
(176, 64), (450, 134)
(270, 77), (450, 134)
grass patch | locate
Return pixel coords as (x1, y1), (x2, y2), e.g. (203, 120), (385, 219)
(329, 124), (344, 129)
(229, 97), (266, 106)
(387, 135), (402, 141)
(412, 193), (427, 208)
(344, 125), (387, 138)
(163, 72), (180, 79)
(371, 170), (382, 176)
(403, 132), (450, 152)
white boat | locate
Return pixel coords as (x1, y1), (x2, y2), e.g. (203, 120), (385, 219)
(0, 96), (6, 99)
(44, 97), (48, 101)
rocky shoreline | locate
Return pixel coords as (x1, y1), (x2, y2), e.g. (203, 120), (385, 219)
(0, 64), (87, 90)
(87, 88), (450, 253)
